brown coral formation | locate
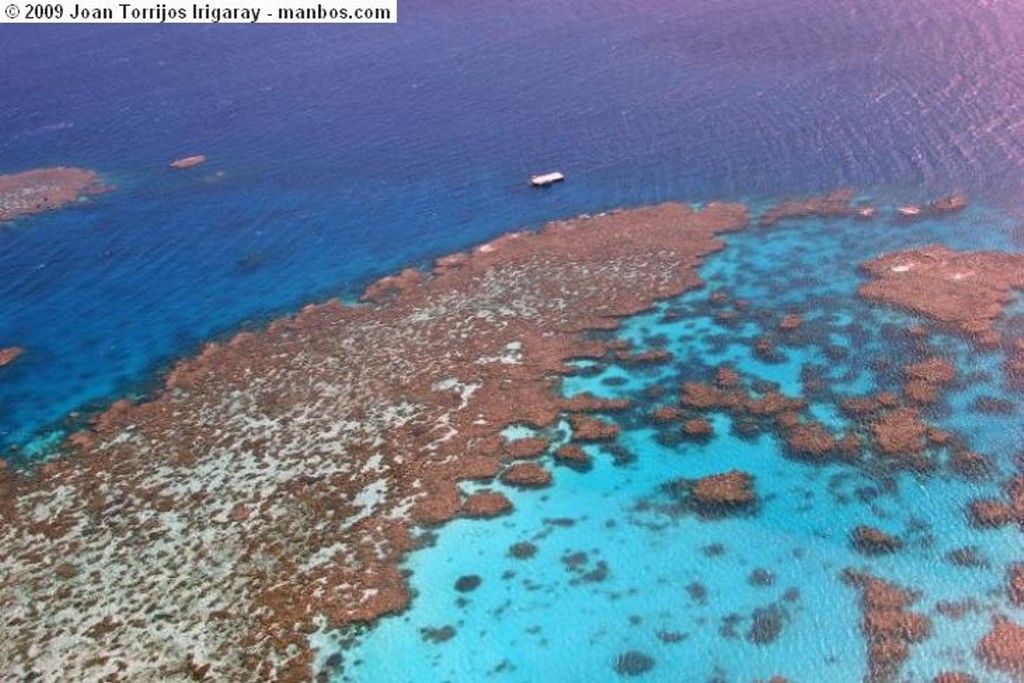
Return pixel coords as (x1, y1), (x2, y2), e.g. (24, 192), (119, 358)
(869, 407), (929, 468)
(500, 462), (553, 488)
(682, 418), (714, 438)
(560, 393), (631, 413)
(570, 414), (620, 441)
(554, 444), (591, 469)
(0, 346), (24, 367)
(904, 357), (956, 384)
(859, 245), (1024, 349)
(760, 190), (873, 227)
(504, 437), (549, 460)
(902, 356), (956, 406)
(0, 201), (749, 681)
(689, 470), (756, 511)
(617, 348), (673, 365)
(462, 491), (513, 518)
(0, 167), (106, 222)
(651, 406), (681, 423)
(976, 618), (1024, 674)
(843, 570), (931, 682)
(784, 421), (839, 460)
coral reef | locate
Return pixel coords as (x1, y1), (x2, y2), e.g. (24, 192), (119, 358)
(760, 190), (874, 227)
(0, 201), (749, 681)
(843, 570), (931, 682)
(500, 462), (553, 488)
(860, 245), (1024, 349)
(976, 618), (1024, 674)
(689, 470), (756, 512)
(0, 167), (106, 221)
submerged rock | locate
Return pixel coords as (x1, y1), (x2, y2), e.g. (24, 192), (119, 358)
(944, 546), (989, 569)
(454, 575), (481, 593)
(420, 625), (456, 643)
(508, 542), (537, 559)
(971, 395), (1015, 415)
(851, 525), (903, 556)
(613, 651), (655, 677)
(746, 604), (787, 645)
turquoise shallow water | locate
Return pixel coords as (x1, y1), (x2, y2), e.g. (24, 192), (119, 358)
(324, 203), (1024, 682)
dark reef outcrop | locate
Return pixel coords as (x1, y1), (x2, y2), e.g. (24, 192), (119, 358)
(613, 651), (655, 677)
(851, 525), (903, 556)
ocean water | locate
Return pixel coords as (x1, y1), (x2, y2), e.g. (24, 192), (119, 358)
(3, 0), (1024, 680)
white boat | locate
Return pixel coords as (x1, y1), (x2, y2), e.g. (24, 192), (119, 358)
(529, 171), (565, 187)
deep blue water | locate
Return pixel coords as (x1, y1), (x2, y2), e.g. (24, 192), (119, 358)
(3, 0), (1024, 451)
(4, 1), (1024, 680)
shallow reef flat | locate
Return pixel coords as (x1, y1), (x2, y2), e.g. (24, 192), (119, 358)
(0, 167), (107, 222)
(0, 202), (747, 681)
